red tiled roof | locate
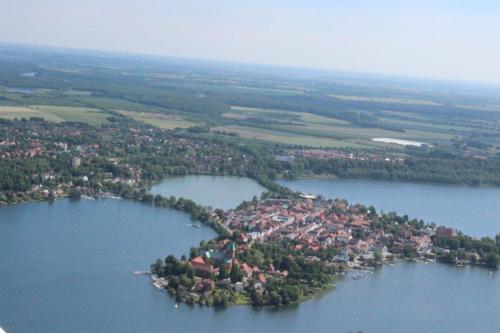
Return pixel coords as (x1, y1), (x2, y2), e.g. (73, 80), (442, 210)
(241, 263), (253, 275)
(191, 256), (205, 265)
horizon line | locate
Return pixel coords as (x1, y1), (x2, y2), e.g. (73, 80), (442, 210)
(2, 40), (500, 91)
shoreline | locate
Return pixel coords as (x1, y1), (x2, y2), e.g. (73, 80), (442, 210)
(148, 193), (498, 308)
(279, 174), (500, 189)
(1, 176), (498, 310)
(3, 171), (500, 208)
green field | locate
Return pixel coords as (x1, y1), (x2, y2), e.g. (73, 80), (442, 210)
(220, 105), (454, 148)
(329, 94), (441, 106)
(117, 110), (198, 129)
(0, 105), (109, 126)
(2, 46), (499, 152)
(214, 125), (369, 148)
(228, 106), (351, 126)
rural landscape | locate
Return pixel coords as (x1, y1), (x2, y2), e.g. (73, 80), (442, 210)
(2, 44), (500, 152)
(1, 2), (500, 332)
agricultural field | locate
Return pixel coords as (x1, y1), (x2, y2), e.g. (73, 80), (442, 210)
(329, 94), (442, 106)
(0, 105), (109, 126)
(214, 125), (370, 148)
(1, 45), (500, 152)
(226, 106), (350, 126)
(116, 110), (198, 129)
(219, 105), (455, 148)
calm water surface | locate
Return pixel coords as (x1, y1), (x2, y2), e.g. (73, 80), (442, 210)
(1, 176), (499, 333)
(150, 175), (266, 210)
(278, 179), (500, 237)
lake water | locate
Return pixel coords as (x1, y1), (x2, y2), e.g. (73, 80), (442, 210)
(149, 175), (267, 210)
(1, 176), (499, 333)
(278, 178), (500, 238)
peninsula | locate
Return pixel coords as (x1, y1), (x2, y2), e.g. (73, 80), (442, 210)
(150, 194), (500, 307)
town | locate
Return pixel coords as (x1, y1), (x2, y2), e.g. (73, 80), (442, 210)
(0, 116), (274, 205)
(150, 194), (498, 307)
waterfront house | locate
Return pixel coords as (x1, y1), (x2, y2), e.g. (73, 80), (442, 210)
(436, 226), (457, 238)
(191, 256), (216, 278)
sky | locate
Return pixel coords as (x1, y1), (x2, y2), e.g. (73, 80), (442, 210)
(1, 0), (500, 84)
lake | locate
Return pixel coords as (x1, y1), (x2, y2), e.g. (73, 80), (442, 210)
(278, 178), (500, 238)
(149, 175), (267, 210)
(1, 176), (499, 333)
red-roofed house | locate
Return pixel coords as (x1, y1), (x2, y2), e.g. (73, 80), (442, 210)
(241, 263), (253, 277)
(190, 256), (216, 278)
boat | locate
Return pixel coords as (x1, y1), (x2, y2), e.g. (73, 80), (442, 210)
(152, 280), (164, 290)
(174, 303), (179, 309)
(102, 194), (122, 200)
(351, 272), (366, 280)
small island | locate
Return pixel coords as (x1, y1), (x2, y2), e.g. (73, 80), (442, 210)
(150, 194), (500, 307)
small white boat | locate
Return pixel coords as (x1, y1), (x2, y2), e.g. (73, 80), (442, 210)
(174, 303), (179, 309)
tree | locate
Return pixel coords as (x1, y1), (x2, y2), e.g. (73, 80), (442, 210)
(374, 251), (383, 263)
(282, 285), (300, 302)
(403, 246), (416, 258)
(219, 265), (229, 280)
(68, 188), (81, 200)
(190, 247), (200, 259)
(165, 255), (177, 265)
(230, 264), (244, 283)
(151, 258), (164, 276)
(269, 291), (282, 306)
(180, 274), (194, 289)
(279, 289), (291, 304)
(142, 193), (154, 204)
(249, 287), (264, 306)
(485, 253), (499, 269)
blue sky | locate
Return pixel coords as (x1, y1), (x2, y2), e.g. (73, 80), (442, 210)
(1, 0), (500, 84)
